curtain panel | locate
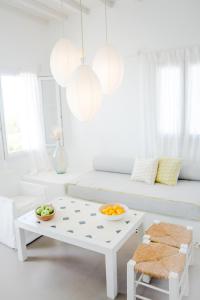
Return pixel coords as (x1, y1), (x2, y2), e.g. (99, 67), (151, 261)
(18, 73), (52, 173)
(139, 46), (200, 161)
(0, 73), (52, 173)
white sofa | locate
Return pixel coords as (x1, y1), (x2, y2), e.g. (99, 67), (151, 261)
(0, 170), (47, 248)
(68, 156), (200, 242)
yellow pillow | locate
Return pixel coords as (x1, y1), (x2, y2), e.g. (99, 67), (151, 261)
(156, 158), (181, 185)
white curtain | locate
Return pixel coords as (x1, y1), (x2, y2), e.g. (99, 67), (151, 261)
(183, 48), (200, 160)
(18, 73), (51, 173)
(140, 47), (200, 161)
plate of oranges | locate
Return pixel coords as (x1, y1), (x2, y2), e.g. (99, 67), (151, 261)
(99, 203), (128, 221)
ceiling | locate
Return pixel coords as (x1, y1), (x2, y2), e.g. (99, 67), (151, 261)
(0, 0), (118, 22)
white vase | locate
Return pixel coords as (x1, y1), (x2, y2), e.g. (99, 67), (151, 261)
(53, 141), (67, 174)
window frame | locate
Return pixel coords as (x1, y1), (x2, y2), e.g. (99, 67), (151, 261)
(38, 75), (64, 148)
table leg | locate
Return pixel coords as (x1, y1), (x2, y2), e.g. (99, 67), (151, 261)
(105, 251), (117, 299)
(16, 226), (27, 261)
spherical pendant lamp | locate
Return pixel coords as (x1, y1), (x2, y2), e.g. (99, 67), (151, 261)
(66, 64), (102, 121)
(93, 45), (124, 95)
(50, 38), (81, 87)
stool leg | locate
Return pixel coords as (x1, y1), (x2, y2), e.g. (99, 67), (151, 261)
(127, 260), (136, 300)
(182, 257), (190, 297)
(189, 244), (194, 266)
(169, 272), (179, 300)
(183, 268), (189, 297)
(186, 226), (193, 266)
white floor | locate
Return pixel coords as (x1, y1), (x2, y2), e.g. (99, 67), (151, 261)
(0, 236), (200, 300)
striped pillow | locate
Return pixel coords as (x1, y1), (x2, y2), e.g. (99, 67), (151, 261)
(156, 158), (181, 185)
(131, 158), (158, 185)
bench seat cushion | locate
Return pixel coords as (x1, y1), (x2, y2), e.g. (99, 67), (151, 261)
(68, 171), (200, 221)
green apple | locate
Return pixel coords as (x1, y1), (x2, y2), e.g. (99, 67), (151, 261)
(41, 209), (49, 216)
(49, 207), (54, 214)
(36, 207), (42, 215)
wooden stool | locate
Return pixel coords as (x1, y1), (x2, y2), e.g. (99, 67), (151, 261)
(145, 221), (192, 248)
(144, 221), (193, 270)
(127, 242), (188, 300)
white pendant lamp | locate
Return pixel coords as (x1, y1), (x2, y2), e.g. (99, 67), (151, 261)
(50, 0), (80, 87)
(50, 38), (81, 87)
(93, 0), (124, 95)
(93, 45), (124, 95)
(67, 64), (101, 121)
(66, 0), (102, 122)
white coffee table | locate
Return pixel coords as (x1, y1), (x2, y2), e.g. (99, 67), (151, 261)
(15, 196), (144, 299)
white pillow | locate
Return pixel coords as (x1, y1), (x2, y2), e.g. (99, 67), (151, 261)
(179, 160), (200, 181)
(93, 155), (134, 174)
(131, 158), (158, 184)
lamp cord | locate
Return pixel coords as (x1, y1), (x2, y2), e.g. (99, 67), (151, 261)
(105, 0), (108, 43)
(61, 0), (65, 37)
(80, 0), (85, 64)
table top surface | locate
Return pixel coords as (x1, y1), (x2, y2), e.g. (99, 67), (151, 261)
(16, 196), (144, 252)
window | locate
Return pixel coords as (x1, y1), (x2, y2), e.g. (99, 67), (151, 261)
(158, 61), (200, 137)
(187, 64), (200, 135)
(158, 66), (182, 135)
(1, 75), (25, 154)
(0, 74), (63, 159)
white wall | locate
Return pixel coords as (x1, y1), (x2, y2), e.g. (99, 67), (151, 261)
(1, 0), (200, 174)
(54, 0), (200, 172)
(0, 7), (51, 74)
